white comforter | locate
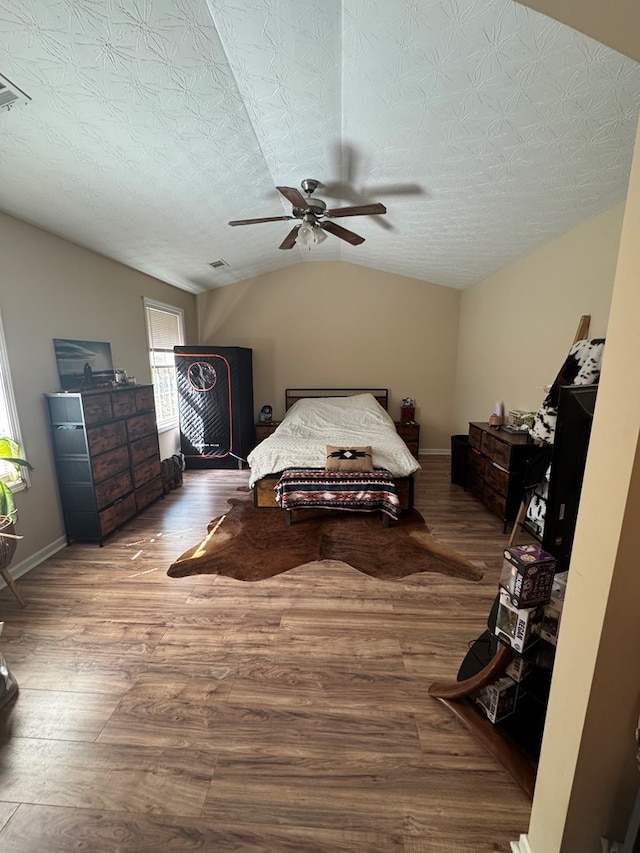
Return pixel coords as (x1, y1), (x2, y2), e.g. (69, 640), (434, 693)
(247, 393), (421, 487)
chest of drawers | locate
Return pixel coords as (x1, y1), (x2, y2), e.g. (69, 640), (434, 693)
(467, 422), (535, 530)
(46, 385), (163, 544)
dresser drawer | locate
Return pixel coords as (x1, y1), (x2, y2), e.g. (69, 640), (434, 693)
(469, 423), (484, 451)
(468, 447), (485, 477)
(87, 420), (127, 456)
(133, 456), (161, 489)
(134, 385), (155, 412)
(255, 422), (279, 443)
(99, 493), (137, 537)
(483, 481), (507, 520)
(130, 433), (159, 466)
(394, 422), (420, 459)
(83, 393), (113, 425)
(135, 476), (163, 511)
(395, 423), (418, 441)
(484, 460), (510, 497)
(111, 389), (137, 417)
(481, 432), (513, 470)
(467, 449), (485, 498)
(91, 446), (130, 484)
(404, 441), (419, 459)
(126, 412), (157, 442)
(94, 469), (132, 510)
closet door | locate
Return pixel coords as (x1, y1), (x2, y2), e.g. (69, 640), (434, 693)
(174, 346), (254, 469)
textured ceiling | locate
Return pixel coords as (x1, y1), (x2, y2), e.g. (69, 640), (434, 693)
(0, 0), (639, 293)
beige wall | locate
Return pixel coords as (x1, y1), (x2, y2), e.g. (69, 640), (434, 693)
(198, 261), (461, 449)
(453, 203), (623, 434)
(0, 211), (197, 567)
(516, 0), (640, 64)
(528, 119), (640, 852)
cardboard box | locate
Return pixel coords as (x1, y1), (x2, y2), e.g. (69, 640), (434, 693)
(505, 654), (533, 683)
(541, 570), (569, 646)
(495, 588), (544, 653)
(474, 676), (518, 723)
(499, 544), (557, 608)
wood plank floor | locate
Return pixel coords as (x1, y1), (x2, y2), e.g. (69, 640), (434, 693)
(0, 456), (531, 852)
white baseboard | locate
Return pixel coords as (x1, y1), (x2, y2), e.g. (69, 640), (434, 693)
(511, 835), (533, 853)
(418, 448), (450, 456)
(0, 536), (67, 590)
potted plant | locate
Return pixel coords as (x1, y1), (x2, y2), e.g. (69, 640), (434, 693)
(0, 437), (33, 606)
(0, 436), (33, 522)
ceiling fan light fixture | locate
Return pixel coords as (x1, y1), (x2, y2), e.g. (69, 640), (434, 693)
(297, 221), (326, 248)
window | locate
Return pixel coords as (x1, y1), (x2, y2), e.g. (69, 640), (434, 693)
(144, 298), (185, 432)
(0, 308), (28, 489)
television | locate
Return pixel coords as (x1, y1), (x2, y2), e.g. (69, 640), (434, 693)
(542, 384), (598, 572)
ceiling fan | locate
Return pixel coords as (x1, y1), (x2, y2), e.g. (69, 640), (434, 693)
(228, 179), (386, 249)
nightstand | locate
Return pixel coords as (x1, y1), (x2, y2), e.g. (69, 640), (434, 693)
(254, 421), (281, 444)
(395, 422), (420, 459)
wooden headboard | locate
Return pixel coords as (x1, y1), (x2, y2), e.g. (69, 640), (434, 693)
(284, 388), (389, 411)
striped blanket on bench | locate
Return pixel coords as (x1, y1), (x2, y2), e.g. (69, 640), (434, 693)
(275, 468), (401, 521)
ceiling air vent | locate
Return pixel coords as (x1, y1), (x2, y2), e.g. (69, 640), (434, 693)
(208, 259), (228, 269)
(0, 73), (31, 113)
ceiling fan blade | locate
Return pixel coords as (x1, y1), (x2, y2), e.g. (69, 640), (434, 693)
(279, 225), (300, 250)
(320, 220), (365, 246)
(229, 215), (293, 226)
(365, 183), (423, 196)
(276, 186), (308, 209)
(325, 203), (387, 218)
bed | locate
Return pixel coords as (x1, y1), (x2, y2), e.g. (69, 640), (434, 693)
(247, 388), (421, 512)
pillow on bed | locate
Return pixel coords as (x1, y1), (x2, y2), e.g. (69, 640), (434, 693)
(325, 445), (374, 472)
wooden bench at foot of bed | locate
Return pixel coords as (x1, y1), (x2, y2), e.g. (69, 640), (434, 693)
(252, 472), (415, 512)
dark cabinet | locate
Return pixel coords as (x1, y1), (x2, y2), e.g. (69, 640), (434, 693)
(45, 385), (162, 544)
(174, 346), (254, 469)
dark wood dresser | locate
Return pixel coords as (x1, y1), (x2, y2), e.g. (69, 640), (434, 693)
(467, 422), (535, 530)
(45, 385), (163, 544)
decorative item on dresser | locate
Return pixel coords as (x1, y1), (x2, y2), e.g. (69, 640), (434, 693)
(173, 346), (254, 470)
(45, 385), (163, 545)
(467, 422), (536, 532)
(400, 397), (416, 425)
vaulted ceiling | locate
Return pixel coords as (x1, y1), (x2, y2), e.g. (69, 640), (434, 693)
(1, 0), (639, 294)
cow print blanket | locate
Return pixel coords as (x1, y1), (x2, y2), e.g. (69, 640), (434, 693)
(526, 337), (604, 535)
(529, 338), (604, 445)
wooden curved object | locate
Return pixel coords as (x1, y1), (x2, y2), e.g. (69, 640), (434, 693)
(434, 697), (537, 800)
(428, 643), (515, 700)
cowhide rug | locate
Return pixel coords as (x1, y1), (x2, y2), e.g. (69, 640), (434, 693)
(167, 496), (483, 583)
